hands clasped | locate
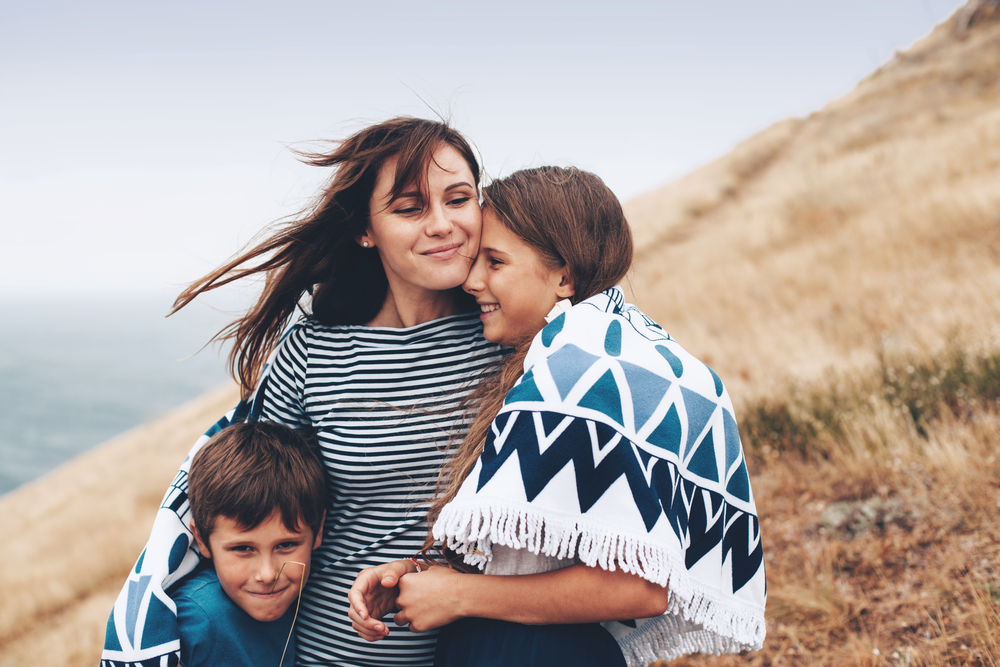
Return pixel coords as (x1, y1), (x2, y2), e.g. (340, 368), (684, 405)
(348, 559), (464, 641)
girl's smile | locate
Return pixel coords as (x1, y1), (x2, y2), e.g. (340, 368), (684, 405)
(463, 210), (574, 347)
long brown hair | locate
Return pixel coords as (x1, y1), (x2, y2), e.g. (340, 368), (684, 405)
(424, 166), (634, 559)
(171, 117), (480, 399)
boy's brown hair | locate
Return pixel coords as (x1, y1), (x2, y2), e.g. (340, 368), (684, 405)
(187, 421), (326, 541)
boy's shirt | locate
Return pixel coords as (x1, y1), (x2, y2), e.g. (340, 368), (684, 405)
(172, 565), (296, 667)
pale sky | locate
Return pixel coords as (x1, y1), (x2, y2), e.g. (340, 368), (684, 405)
(1, 0), (965, 295)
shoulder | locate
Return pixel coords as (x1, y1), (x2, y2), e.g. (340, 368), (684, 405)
(173, 568), (225, 615)
(522, 292), (732, 409)
(173, 570), (222, 667)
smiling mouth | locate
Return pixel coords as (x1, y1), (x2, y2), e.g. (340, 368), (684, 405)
(480, 303), (499, 313)
(247, 587), (289, 598)
(423, 243), (462, 258)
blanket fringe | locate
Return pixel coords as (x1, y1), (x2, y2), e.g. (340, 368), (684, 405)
(433, 500), (766, 656)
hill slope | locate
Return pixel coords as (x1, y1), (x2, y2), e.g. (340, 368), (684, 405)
(624, 6), (1000, 403)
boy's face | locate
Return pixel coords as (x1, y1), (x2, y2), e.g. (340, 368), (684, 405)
(192, 511), (322, 622)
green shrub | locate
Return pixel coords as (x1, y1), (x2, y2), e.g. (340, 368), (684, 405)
(739, 343), (1000, 461)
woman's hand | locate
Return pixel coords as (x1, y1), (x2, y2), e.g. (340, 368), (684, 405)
(347, 560), (414, 641)
(392, 565), (466, 633)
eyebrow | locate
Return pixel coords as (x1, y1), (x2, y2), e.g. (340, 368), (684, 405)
(395, 181), (474, 199)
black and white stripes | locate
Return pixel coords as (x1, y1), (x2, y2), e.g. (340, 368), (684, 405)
(261, 312), (503, 667)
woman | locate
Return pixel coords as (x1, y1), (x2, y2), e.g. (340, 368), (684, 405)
(102, 118), (505, 667)
(349, 167), (767, 666)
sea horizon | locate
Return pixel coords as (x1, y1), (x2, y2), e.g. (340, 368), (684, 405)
(0, 289), (240, 496)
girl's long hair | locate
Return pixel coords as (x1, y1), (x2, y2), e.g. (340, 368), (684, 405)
(423, 166), (634, 562)
(171, 117), (480, 399)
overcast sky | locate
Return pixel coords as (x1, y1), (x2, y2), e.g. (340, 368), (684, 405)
(1, 0), (965, 295)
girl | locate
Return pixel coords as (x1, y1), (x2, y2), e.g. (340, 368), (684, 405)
(102, 118), (505, 667)
(349, 167), (767, 666)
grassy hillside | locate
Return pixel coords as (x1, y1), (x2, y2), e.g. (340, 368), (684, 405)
(623, 4), (1000, 405)
(635, 4), (1000, 665)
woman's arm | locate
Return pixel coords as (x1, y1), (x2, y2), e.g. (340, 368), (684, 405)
(348, 561), (669, 639)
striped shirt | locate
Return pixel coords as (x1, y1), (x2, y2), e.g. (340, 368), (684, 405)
(260, 312), (504, 667)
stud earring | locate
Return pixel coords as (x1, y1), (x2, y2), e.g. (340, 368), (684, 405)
(362, 241), (369, 247)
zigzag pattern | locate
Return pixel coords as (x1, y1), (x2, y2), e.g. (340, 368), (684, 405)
(478, 410), (763, 594)
(506, 336), (754, 509)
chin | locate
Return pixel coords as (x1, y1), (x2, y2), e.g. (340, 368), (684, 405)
(248, 605), (292, 623)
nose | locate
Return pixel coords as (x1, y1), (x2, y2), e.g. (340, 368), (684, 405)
(424, 202), (453, 237)
(463, 255), (486, 294)
(255, 555), (279, 586)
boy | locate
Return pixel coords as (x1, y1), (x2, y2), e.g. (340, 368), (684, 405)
(171, 420), (326, 667)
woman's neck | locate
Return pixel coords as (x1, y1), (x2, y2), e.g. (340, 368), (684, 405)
(365, 287), (463, 328)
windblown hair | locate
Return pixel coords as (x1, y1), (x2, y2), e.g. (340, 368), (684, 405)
(423, 166), (633, 559)
(171, 117), (480, 399)
(188, 421), (326, 543)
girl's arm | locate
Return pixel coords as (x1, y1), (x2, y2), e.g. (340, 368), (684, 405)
(348, 560), (669, 639)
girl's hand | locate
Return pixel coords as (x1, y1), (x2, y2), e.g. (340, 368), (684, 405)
(347, 560), (414, 641)
(392, 565), (465, 633)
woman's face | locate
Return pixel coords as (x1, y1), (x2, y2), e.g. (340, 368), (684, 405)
(463, 209), (574, 346)
(362, 144), (481, 300)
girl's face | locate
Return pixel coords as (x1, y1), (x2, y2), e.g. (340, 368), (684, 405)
(463, 209), (574, 346)
(361, 144), (481, 302)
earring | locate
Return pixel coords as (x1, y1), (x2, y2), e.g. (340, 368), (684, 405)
(362, 241), (369, 248)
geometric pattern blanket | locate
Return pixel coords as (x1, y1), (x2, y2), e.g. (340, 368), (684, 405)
(433, 287), (766, 665)
(100, 391), (266, 667)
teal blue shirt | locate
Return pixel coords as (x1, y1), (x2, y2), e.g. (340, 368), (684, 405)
(172, 566), (296, 667)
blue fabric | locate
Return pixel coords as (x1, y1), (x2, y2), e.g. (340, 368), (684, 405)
(434, 618), (626, 667)
(172, 566), (296, 667)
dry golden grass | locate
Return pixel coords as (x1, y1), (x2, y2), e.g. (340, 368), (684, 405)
(0, 383), (239, 667)
(655, 344), (1000, 666)
(624, 8), (1000, 406)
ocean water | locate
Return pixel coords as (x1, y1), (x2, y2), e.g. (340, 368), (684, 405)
(0, 292), (238, 496)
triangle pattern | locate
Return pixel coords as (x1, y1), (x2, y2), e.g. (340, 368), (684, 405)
(141, 593), (178, 649)
(681, 386), (716, 458)
(504, 371), (544, 405)
(634, 442), (654, 468)
(619, 359), (671, 431)
(540, 411), (565, 437)
(548, 344), (600, 400)
(126, 575), (151, 648)
(722, 408), (742, 472)
(687, 426), (720, 482)
(647, 403), (682, 455)
(578, 368), (624, 426)
(105, 612), (123, 652)
(726, 458), (751, 503)
(594, 420), (619, 450)
(542, 312), (566, 347)
(589, 421), (621, 467)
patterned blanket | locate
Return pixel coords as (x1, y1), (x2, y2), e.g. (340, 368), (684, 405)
(433, 287), (766, 665)
(101, 391), (267, 667)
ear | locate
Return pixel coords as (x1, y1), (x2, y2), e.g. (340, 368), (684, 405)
(312, 511), (326, 550)
(554, 269), (575, 299)
(190, 521), (212, 559)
